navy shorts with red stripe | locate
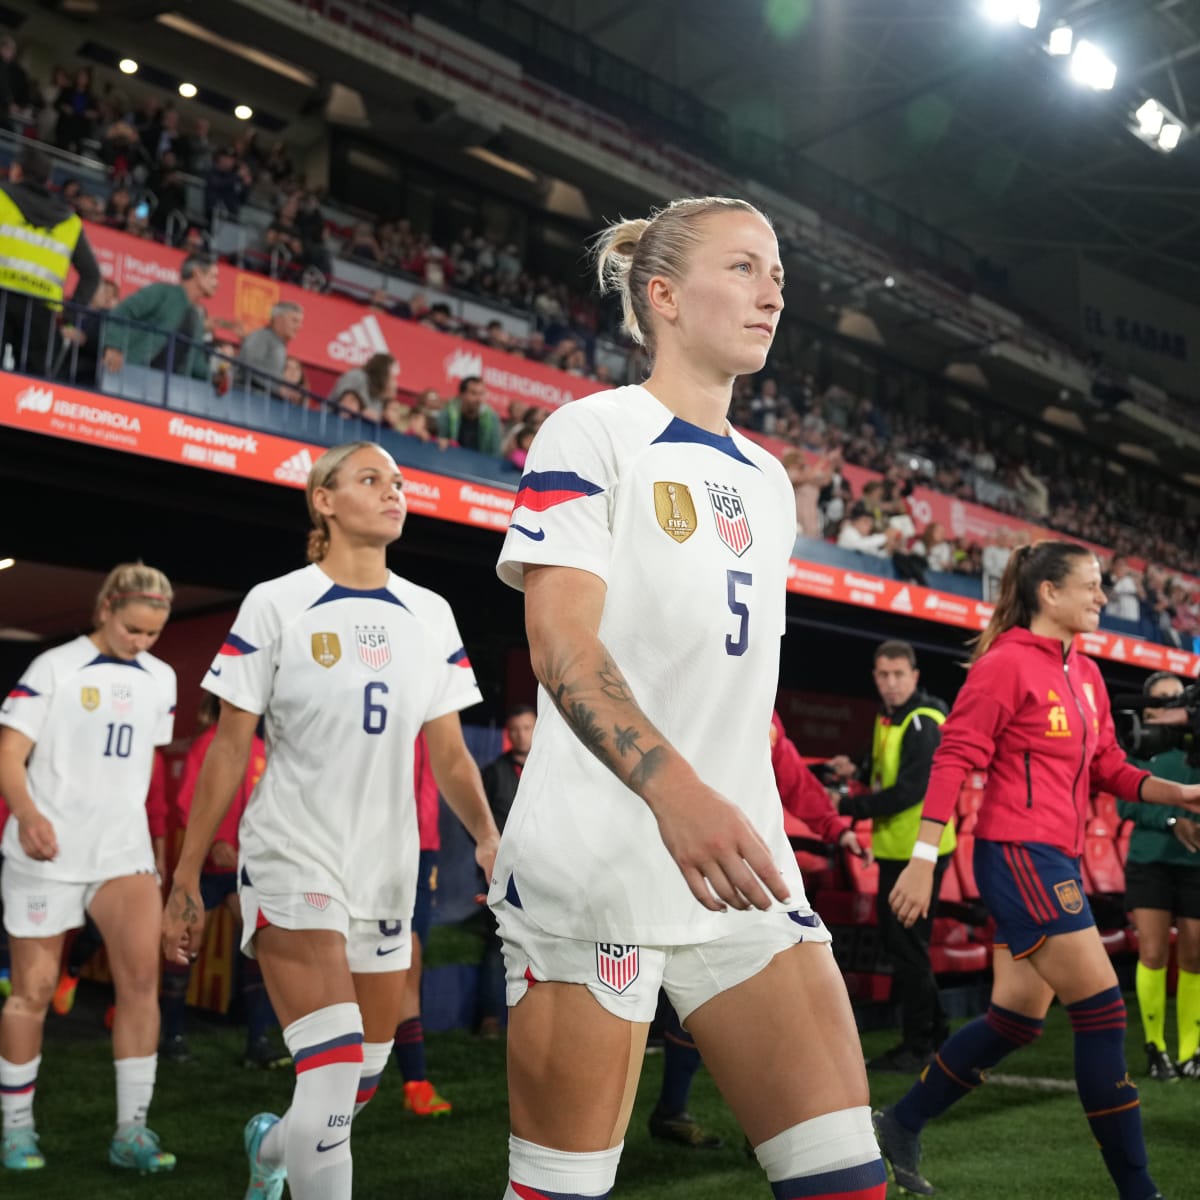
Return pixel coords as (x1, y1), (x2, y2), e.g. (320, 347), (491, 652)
(974, 840), (1094, 959)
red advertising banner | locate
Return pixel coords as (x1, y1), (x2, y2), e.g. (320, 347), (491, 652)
(85, 223), (585, 412)
(784, 558), (1200, 677)
(4, 371), (1196, 677)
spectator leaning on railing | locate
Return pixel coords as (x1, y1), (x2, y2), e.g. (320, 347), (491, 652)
(0, 144), (100, 375)
(101, 253), (219, 381)
(235, 301), (303, 390)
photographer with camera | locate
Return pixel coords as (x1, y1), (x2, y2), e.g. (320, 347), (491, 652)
(1116, 671), (1200, 1083)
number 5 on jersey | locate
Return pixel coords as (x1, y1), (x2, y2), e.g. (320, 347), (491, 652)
(726, 570), (752, 656)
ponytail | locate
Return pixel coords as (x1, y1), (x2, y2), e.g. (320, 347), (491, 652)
(970, 540), (1093, 663)
(94, 561), (173, 625)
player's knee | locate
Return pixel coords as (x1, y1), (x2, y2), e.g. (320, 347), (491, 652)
(4, 986), (52, 1022)
(754, 1107), (882, 1187)
(1140, 947), (1170, 971)
(115, 963), (162, 1003)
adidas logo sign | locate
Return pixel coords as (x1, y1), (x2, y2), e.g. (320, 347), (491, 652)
(891, 586), (913, 613)
(327, 314), (389, 365)
(444, 347), (483, 380)
(274, 447), (315, 485)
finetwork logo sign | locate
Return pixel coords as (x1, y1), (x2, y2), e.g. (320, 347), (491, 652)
(327, 314), (389, 365)
(15, 385), (53, 414)
(274, 447), (315, 485)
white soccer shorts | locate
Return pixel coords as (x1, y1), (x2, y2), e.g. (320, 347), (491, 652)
(1, 859), (156, 938)
(497, 901), (832, 1024)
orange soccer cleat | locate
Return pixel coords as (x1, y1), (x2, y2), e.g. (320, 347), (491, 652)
(402, 1079), (452, 1117)
(52, 972), (78, 1016)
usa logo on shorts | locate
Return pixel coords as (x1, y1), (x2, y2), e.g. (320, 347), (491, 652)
(27, 896), (47, 926)
(596, 943), (640, 994)
(706, 482), (753, 557)
(303, 892), (332, 911)
(355, 626), (392, 672)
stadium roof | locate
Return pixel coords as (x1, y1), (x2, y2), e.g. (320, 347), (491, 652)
(534, 0), (1200, 302)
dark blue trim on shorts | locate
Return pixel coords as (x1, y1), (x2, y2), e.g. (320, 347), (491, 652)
(505, 874), (522, 909)
(788, 911), (822, 928)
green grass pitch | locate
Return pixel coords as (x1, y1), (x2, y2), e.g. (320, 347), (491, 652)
(9, 989), (1198, 1198)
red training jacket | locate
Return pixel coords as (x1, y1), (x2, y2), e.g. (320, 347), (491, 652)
(415, 731), (440, 852)
(175, 724), (267, 871)
(921, 627), (1148, 857)
(145, 750), (168, 839)
(771, 711), (851, 845)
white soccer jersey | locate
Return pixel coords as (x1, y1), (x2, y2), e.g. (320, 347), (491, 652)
(0, 636), (176, 882)
(493, 384), (810, 944)
(204, 564), (481, 919)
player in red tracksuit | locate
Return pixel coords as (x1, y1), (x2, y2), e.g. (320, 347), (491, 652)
(648, 712), (872, 1148)
(874, 541), (1200, 1200)
(159, 695), (282, 1067)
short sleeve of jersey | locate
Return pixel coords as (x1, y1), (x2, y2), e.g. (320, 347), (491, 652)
(0, 649), (56, 742)
(424, 599), (483, 724)
(203, 585), (280, 715)
(497, 403), (615, 591)
(152, 662), (177, 747)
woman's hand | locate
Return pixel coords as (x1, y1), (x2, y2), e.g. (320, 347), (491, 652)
(890, 859), (936, 928)
(839, 828), (874, 866)
(18, 810), (57, 861)
(654, 784), (791, 913)
(1173, 816), (1200, 852)
(161, 875), (206, 966)
(474, 833), (500, 893)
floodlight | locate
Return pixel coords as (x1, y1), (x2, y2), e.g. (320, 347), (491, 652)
(981, 1), (1039, 27)
(1136, 99), (1164, 137)
(1158, 122), (1183, 151)
(1069, 40), (1116, 91)
(118, 58), (138, 74)
(234, 104), (253, 120)
(0, 558), (13, 571)
(178, 82), (198, 99)
(883, 275), (896, 289)
(1047, 25), (1073, 56)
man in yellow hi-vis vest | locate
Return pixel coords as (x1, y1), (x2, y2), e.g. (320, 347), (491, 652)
(0, 145), (100, 375)
(830, 639), (953, 1074)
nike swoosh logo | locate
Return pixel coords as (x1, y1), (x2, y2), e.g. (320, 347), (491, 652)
(207, 665), (222, 676)
(511, 523), (546, 542)
(316, 1137), (349, 1153)
(375, 944), (405, 957)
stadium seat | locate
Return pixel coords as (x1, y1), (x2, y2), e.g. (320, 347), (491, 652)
(1092, 792), (1119, 828)
(1087, 816), (1116, 839)
(1083, 835), (1125, 895)
(1098, 928), (1128, 957)
(930, 918), (989, 974)
(843, 831), (878, 897)
(954, 833), (979, 901)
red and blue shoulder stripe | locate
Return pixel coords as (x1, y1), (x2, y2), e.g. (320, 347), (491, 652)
(6, 682), (39, 700)
(447, 647), (472, 670)
(218, 633), (259, 657)
(514, 470), (603, 513)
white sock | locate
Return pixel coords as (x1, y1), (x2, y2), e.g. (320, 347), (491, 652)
(505, 1134), (622, 1198)
(114, 1054), (157, 1128)
(754, 1106), (883, 1185)
(354, 1042), (391, 1117)
(271, 1002), (363, 1200)
(0, 1054), (39, 1132)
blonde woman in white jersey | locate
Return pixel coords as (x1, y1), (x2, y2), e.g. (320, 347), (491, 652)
(162, 440), (499, 1200)
(0, 564), (178, 1174)
(491, 199), (886, 1200)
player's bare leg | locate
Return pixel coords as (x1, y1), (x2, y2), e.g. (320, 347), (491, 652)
(89, 873), (176, 1172)
(351, 969), (407, 1116)
(0, 933), (63, 1170)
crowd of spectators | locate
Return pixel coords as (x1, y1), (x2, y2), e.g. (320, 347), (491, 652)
(5, 36), (1200, 648)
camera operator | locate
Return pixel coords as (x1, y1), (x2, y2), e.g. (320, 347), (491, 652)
(1116, 671), (1200, 1082)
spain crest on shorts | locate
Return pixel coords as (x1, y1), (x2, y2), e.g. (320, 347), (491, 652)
(1054, 879), (1084, 915)
(26, 896), (47, 926)
(311, 632), (341, 669)
(595, 942), (640, 994)
(355, 625), (392, 672)
(706, 482), (753, 557)
(80, 686), (100, 711)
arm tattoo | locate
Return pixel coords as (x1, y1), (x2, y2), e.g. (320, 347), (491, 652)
(614, 723), (644, 758)
(629, 745), (668, 790)
(171, 886), (201, 925)
(598, 659), (634, 703)
(551, 683), (612, 769)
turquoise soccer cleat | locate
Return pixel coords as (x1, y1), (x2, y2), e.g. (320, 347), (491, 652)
(108, 1123), (176, 1173)
(243, 1112), (287, 1200)
(2, 1128), (44, 1170)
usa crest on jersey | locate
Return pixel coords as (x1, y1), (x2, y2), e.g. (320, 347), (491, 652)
(112, 682), (133, 715)
(355, 626), (392, 671)
(595, 942), (640, 994)
(706, 482), (753, 557)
